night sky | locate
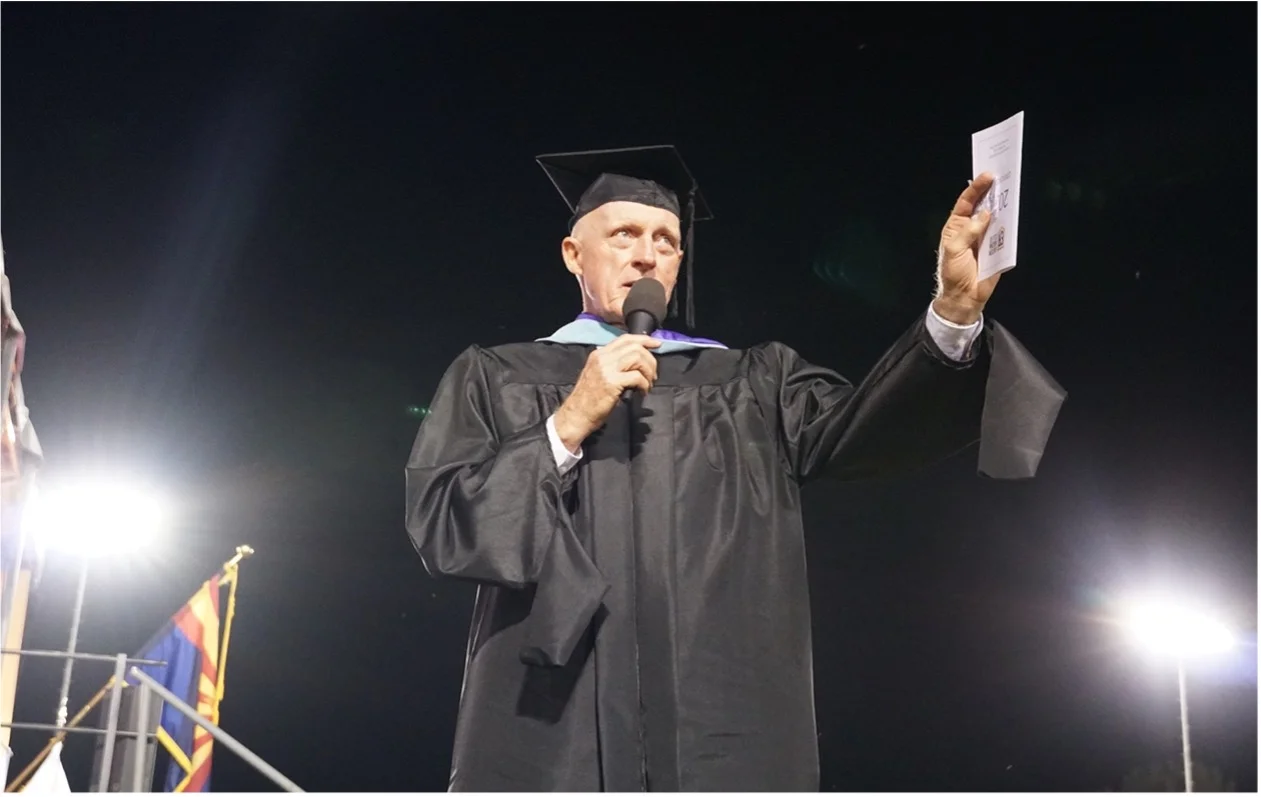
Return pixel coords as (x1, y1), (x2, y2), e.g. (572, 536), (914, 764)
(4, 3), (1257, 792)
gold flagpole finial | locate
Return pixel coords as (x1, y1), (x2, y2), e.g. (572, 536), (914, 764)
(222, 545), (255, 573)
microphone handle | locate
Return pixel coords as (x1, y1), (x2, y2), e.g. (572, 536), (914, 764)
(625, 310), (656, 336)
(622, 310), (657, 401)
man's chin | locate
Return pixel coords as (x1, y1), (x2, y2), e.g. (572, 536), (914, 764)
(603, 299), (626, 326)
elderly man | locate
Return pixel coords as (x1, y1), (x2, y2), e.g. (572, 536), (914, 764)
(405, 145), (1062, 792)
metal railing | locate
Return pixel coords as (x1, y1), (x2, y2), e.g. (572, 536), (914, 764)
(3, 648), (302, 792)
(128, 668), (302, 793)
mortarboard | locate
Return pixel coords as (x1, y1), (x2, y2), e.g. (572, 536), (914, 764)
(536, 145), (712, 329)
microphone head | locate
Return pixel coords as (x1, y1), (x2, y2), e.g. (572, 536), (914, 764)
(623, 279), (667, 328)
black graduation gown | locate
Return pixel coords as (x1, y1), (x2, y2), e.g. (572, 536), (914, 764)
(405, 312), (1063, 792)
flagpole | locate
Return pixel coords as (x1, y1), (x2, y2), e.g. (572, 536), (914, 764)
(215, 549), (247, 718)
(53, 558), (89, 729)
(221, 545), (254, 575)
(4, 678), (116, 792)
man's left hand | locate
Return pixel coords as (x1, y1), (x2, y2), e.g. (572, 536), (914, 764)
(933, 172), (1000, 326)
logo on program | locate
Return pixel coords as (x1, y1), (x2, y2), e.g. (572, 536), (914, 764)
(988, 226), (1006, 256)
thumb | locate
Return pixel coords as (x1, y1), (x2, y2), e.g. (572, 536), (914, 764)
(969, 209), (992, 241)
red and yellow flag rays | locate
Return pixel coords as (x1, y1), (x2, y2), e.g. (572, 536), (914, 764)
(151, 562), (241, 792)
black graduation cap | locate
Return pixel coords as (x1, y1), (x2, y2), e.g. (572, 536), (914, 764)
(536, 145), (712, 329)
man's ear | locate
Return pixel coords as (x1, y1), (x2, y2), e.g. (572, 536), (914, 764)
(561, 236), (582, 277)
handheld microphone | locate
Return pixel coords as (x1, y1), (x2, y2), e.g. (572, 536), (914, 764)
(621, 279), (667, 401)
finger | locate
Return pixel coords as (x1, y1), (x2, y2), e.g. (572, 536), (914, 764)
(628, 360), (656, 387)
(611, 341), (655, 366)
(604, 334), (653, 348)
(602, 355), (656, 396)
(614, 370), (652, 394)
(600, 335), (660, 359)
(619, 334), (662, 349)
(596, 338), (650, 369)
(943, 210), (993, 260)
(631, 348), (659, 383)
(613, 338), (661, 368)
(951, 172), (995, 218)
(615, 347), (658, 383)
(969, 209), (993, 242)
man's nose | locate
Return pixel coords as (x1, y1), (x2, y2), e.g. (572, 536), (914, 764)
(631, 235), (656, 271)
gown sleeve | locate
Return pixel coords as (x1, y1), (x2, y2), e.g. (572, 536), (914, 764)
(753, 312), (1065, 484)
(405, 345), (608, 667)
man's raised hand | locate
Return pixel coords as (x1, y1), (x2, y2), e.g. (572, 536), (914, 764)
(934, 172), (1001, 325)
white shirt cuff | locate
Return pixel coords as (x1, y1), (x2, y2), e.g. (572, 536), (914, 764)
(925, 303), (983, 362)
(546, 414), (583, 475)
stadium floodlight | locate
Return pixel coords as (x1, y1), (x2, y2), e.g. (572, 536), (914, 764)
(23, 479), (168, 559)
(21, 478), (171, 727)
(1119, 594), (1237, 793)
(1120, 596), (1236, 660)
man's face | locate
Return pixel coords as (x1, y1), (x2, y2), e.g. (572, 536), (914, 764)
(562, 201), (683, 325)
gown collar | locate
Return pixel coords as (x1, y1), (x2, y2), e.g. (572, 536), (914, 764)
(537, 313), (727, 353)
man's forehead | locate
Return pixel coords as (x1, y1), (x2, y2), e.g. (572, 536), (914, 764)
(593, 201), (681, 229)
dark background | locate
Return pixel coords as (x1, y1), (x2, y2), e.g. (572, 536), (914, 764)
(4, 3), (1256, 792)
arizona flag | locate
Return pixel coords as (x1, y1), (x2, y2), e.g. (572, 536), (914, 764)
(131, 564), (239, 792)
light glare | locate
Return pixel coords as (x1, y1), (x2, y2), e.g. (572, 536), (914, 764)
(24, 480), (169, 558)
(1121, 597), (1235, 659)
